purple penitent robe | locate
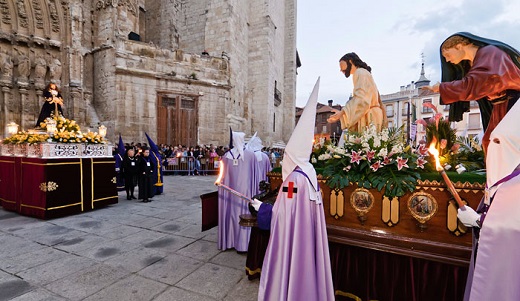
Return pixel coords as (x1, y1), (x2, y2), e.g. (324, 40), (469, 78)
(258, 168), (334, 301)
(218, 149), (260, 252)
(256, 152), (272, 183)
(464, 172), (520, 300)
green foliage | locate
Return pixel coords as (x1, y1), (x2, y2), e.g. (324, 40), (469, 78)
(425, 118), (457, 158)
(314, 125), (426, 198)
(454, 136), (485, 171)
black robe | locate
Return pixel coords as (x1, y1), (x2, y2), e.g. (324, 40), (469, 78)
(122, 155), (139, 189)
(138, 155), (155, 200)
(35, 90), (64, 127)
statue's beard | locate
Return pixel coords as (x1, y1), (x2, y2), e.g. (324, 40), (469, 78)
(344, 62), (352, 78)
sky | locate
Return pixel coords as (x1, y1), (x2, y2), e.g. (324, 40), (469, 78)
(295, 0), (520, 107)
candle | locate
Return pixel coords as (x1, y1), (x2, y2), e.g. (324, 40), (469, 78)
(214, 161), (252, 203)
(428, 142), (465, 208)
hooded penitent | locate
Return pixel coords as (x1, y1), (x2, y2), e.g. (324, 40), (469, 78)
(463, 100), (520, 301)
(218, 129), (260, 252)
(246, 132), (273, 198)
(145, 133), (164, 194)
(258, 78), (335, 301)
(225, 130), (246, 161)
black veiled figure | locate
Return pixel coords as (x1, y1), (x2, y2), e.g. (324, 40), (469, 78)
(35, 84), (64, 128)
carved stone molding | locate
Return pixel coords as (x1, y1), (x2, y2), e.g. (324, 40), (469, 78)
(48, 0), (60, 32)
(96, 0), (137, 16)
(32, 0), (44, 29)
(16, 0), (28, 28)
(0, 0), (12, 24)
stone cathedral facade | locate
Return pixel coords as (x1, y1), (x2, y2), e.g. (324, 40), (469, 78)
(0, 0), (297, 146)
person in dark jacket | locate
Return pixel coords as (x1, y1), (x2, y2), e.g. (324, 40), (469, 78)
(138, 147), (155, 202)
(122, 148), (139, 200)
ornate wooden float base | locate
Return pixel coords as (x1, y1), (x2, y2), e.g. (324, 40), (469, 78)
(267, 172), (484, 266)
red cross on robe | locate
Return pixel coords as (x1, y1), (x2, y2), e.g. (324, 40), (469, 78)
(282, 181), (298, 198)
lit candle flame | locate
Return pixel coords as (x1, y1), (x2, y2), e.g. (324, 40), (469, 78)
(428, 139), (466, 208)
(214, 160), (224, 185)
(427, 142), (443, 171)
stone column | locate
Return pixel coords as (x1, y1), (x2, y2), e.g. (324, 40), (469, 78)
(35, 88), (44, 126)
(2, 86), (11, 136)
(18, 88), (28, 130)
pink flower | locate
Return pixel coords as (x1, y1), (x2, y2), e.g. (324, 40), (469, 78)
(417, 144), (429, 156)
(416, 157), (427, 169)
(382, 156), (392, 165)
(350, 150), (363, 164)
(370, 160), (382, 172)
(397, 156), (409, 171)
(440, 139), (447, 149)
(434, 113), (443, 129)
(366, 150), (376, 161)
(416, 119), (427, 127)
(451, 143), (460, 153)
(423, 102), (439, 114)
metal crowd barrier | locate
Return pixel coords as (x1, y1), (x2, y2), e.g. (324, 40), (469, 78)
(163, 156), (221, 175)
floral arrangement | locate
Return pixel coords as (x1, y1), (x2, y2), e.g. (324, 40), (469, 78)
(38, 115), (106, 144)
(416, 103), (457, 169)
(313, 124), (427, 198)
(39, 115), (80, 133)
(2, 131), (49, 145)
(454, 135), (485, 171)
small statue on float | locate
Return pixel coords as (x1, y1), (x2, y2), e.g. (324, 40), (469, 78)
(36, 82), (64, 128)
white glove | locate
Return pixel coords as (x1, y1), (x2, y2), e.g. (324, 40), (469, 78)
(251, 198), (262, 211)
(457, 206), (481, 228)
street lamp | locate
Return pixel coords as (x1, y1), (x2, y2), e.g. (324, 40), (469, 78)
(407, 100), (411, 143)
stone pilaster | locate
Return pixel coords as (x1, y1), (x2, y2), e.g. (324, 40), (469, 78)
(1, 86), (11, 135)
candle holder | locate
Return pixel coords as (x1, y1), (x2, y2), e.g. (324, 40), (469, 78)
(6, 122), (19, 136)
(46, 119), (57, 135)
(98, 125), (107, 138)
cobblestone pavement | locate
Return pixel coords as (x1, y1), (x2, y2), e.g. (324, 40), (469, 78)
(0, 175), (259, 301)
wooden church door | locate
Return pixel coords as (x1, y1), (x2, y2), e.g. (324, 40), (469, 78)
(157, 94), (198, 146)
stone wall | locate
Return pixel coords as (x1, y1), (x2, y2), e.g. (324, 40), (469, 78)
(178, 0), (208, 53)
(111, 40), (231, 143)
(0, 0), (297, 147)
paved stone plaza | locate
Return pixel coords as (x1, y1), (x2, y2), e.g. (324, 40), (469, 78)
(0, 175), (259, 301)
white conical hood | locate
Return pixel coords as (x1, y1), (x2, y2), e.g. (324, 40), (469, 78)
(246, 132), (264, 161)
(226, 131), (246, 161)
(486, 100), (520, 191)
(282, 77), (320, 201)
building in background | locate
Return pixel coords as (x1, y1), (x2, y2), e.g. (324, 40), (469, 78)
(296, 99), (342, 144)
(0, 0), (297, 147)
(381, 62), (483, 144)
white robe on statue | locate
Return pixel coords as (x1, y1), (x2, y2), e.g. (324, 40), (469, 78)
(339, 68), (385, 133)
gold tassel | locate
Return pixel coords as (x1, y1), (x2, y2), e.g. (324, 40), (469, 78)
(152, 152), (163, 186)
